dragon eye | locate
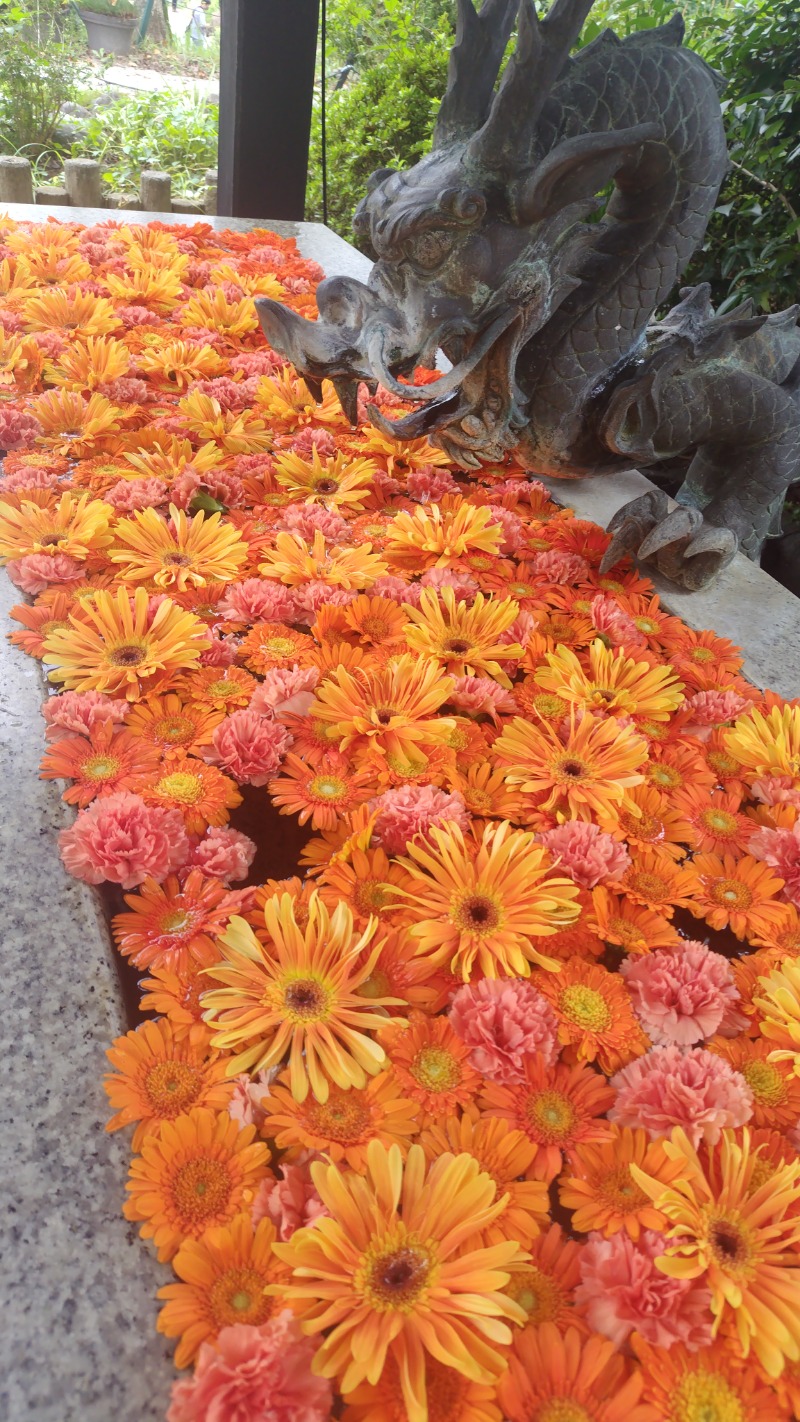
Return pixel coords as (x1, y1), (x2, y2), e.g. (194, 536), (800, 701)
(404, 230), (455, 271)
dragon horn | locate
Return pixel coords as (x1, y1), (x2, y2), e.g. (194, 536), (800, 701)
(469, 0), (598, 167)
(432, 0), (519, 148)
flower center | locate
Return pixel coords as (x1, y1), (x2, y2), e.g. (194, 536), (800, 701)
(504, 1266), (563, 1324)
(559, 984), (612, 1033)
(264, 636), (295, 656)
(359, 615), (391, 640)
(708, 751), (738, 777)
(307, 1092), (371, 1143)
(532, 693), (568, 719)
(209, 1267), (273, 1329)
(627, 870), (670, 902)
(82, 754), (120, 781)
(608, 917), (644, 949)
(357, 969), (391, 1000)
(362, 1239), (433, 1313)
(554, 756), (589, 781)
(690, 646), (716, 663)
(443, 638), (473, 655)
(144, 1060), (203, 1116)
(153, 714), (197, 745)
(709, 878), (753, 909)
(598, 1164), (648, 1213)
(281, 975), (331, 1022)
(621, 810), (663, 841)
(537, 1402), (592, 1422)
(171, 1157), (232, 1223)
(314, 477), (339, 494)
(308, 774), (348, 801)
(159, 908), (195, 936)
(672, 1369), (745, 1422)
(742, 1059), (786, 1106)
(648, 764), (681, 789)
(453, 891), (501, 934)
(352, 878), (390, 913)
(109, 642), (146, 667)
(206, 679), (239, 698)
(706, 1214), (752, 1275)
(375, 707), (396, 725)
(156, 771), (203, 804)
(527, 1089), (577, 1141)
(162, 552), (192, 567)
(411, 1045), (461, 1093)
(701, 808), (738, 836)
(39, 532), (66, 547)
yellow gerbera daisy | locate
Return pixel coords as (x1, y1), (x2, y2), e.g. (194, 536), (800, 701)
(274, 447), (377, 510)
(180, 286), (260, 337)
(122, 436), (224, 482)
(0, 491), (112, 562)
(386, 500), (504, 570)
(403, 586), (522, 687)
(177, 390), (272, 453)
(272, 1140), (526, 1422)
(28, 388), (123, 456)
(725, 704), (800, 779)
(44, 335), (131, 390)
(0, 327), (44, 394)
(393, 819), (580, 978)
(535, 639), (685, 721)
(20, 283), (122, 336)
(135, 340), (228, 391)
(110, 504), (248, 589)
(104, 264), (185, 310)
(259, 528), (387, 589)
(201, 892), (399, 1100)
(494, 713), (648, 820)
(43, 585), (208, 699)
(308, 652), (456, 769)
(754, 955), (800, 1071)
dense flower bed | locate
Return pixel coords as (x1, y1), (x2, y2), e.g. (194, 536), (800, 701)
(3, 215), (800, 1422)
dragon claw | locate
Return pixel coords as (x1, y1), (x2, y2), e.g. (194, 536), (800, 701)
(602, 491), (738, 589)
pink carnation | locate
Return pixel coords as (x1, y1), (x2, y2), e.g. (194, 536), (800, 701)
(288, 426), (335, 458)
(259, 1163), (328, 1241)
(103, 477), (168, 512)
(530, 549), (591, 583)
(229, 350), (286, 379)
(249, 665), (319, 719)
(1, 466), (61, 493)
(116, 304), (162, 328)
(187, 827), (257, 884)
(750, 775), (800, 808)
(198, 629), (238, 667)
(190, 377), (253, 412)
(371, 784), (470, 856)
(291, 582), (358, 622)
(42, 690), (128, 742)
(577, 1230), (714, 1350)
(227, 1069), (276, 1129)
(376, 574), (420, 606)
(449, 674), (518, 724)
(449, 977), (559, 1084)
(486, 505), (528, 554)
(32, 330), (66, 358)
(59, 791), (190, 888)
(418, 566), (480, 599)
(97, 377), (149, 405)
(278, 503), (349, 542)
(219, 579), (298, 624)
(406, 464), (460, 501)
(749, 822), (800, 906)
(590, 594), (647, 648)
(7, 552), (84, 592)
(167, 1314), (332, 1422)
(0, 407), (42, 451)
(171, 467), (246, 511)
(621, 941), (744, 1045)
(684, 689), (750, 728)
(539, 821), (630, 889)
(206, 710), (292, 785)
(609, 1044), (753, 1147)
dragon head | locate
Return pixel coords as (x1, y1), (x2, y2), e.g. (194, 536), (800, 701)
(256, 0), (662, 468)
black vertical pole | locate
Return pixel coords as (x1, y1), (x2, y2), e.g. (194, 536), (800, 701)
(217, 0), (321, 221)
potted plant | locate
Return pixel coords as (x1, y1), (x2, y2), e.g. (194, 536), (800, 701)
(77, 0), (138, 57)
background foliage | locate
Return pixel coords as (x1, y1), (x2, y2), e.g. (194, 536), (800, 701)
(306, 0), (800, 313)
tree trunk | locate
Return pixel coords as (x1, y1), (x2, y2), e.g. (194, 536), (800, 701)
(142, 0), (172, 45)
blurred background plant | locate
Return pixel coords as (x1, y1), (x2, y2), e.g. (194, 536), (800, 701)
(72, 88), (217, 201)
(0, 0), (87, 155)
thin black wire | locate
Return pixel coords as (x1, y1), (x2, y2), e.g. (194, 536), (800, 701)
(321, 0), (328, 226)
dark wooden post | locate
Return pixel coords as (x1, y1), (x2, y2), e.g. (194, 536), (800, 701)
(217, 0), (321, 221)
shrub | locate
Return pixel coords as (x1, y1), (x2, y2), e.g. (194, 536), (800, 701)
(0, 2), (86, 155)
(73, 89), (218, 200)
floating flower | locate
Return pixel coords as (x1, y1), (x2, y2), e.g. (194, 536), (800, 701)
(620, 941), (743, 1046)
(539, 820), (630, 889)
(709, 1036), (800, 1129)
(498, 1323), (657, 1422)
(371, 783), (470, 855)
(111, 504), (248, 590)
(40, 720), (160, 805)
(260, 1069), (418, 1172)
(201, 892), (397, 1099)
(272, 1141), (526, 1422)
(379, 1011), (481, 1126)
(449, 976), (559, 1083)
(494, 712), (647, 820)
(260, 1161), (328, 1240)
(481, 1056), (614, 1182)
(753, 954), (800, 1066)
(205, 709), (292, 785)
(418, 1114), (549, 1247)
(308, 653), (456, 769)
(535, 639), (684, 721)
(559, 1127), (683, 1240)
(610, 1045), (753, 1147)
(112, 870), (247, 973)
(104, 1018), (234, 1150)
(143, 751), (242, 835)
(166, 1313), (333, 1422)
(536, 957), (647, 1074)
(576, 1229), (714, 1350)
(341, 1353), (503, 1422)
(58, 790), (190, 887)
(725, 703), (800, 778)
(634, 1338), (788, 1422)
(0, 490), (113, 563)
(41, 687), (128, 740)
(682, 852), (787, 940)
(274, 447), (376, 509)
(188, 827), (257, 885)
(385, 500), (504, 570)
(28, 388), (122, 456)
(403, 587), (522, 686)
(43, 586), (207, 699)
(125, 692), (224, 753)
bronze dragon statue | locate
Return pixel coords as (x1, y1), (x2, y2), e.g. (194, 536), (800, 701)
(256, 0), (800, 589)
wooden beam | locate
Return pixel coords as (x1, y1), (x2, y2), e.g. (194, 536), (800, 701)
(217, 0), (320, 221)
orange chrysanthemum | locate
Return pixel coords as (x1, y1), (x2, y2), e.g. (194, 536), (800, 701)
(380, 1011), (481, 1125)
(393, 819), (579, 978)
(272, 1140), (526, 1422)
(498, 1323), (657, 1422)
(123, 1107), (270, 1261)
(39, 720), (161, 805)
(480, 1056), (614, 1183)
(157, 1214), (283, 1368)
(201, 892), (398, 1099)
(142, 750), (241, 834)
(419, 1115), (549, 1246)
(494, 712), (647, 820)
(559, 1126), (685, 1238)
(104, 1018), (234, 1150)
(111, 504), (248, 589)
(112, 871), (246, 973)
(536, 957), (649, 1073)
(178, 664), (257, 709)
(261, 1069), (418, 1172)
(683, 852), (786, 940)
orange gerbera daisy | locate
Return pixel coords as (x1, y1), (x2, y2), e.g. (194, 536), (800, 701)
(272, 1141), (526, 1422)
(683, 852), (786, 940)
(352, 930), (444, 1015)
(29, 388), (122, 456)
(385, 500), (504, 571)
(343, 594), (408, 648)
(501, 1224), (586, 1332)
(136, 340), (227, 391)
(157, 1214), (283, 1368)
(274, 447), (376, 509)
(268, 752), (371, 830)
(123, 1107), (270, 1261)
(498, 1323), (657, 1422)
(671, 783), (754, 854)
(259, 528), (387, 589)
(142, 751), (241, 834)
(725, 704), (800, 779)
(238, 620), (315, 674)
(104, 1018), (233, 1150)
(536, 958), (648, 1074)
(403, 587), (522, 687)
(260, 1069), (418, 1172)
(419, 1115), (549, 1247)
(597, 784), (691, 861)
(124, 692), (224, 753)
(494, 712), (647, 821)
(178, 664), (257, 710)
(708, 1036), (800, 1129)
(111, 504), (248, 589)
(341, 1353), (503, 1422)
(39, 721), (160, 805)
(8, 596), (74, 658)
(558, 1126), (684, 1239)
(642, 742), (716, 797)
(591, 888), (680, 954)
(0, 490), (113, 562)
(308, 653), (456, 770)
(449, 763), (525, 820)
(380, 1011), (480, 1125)
(112, 871), (247, 973)
(105, 263), (185, 310)
(393, 820), (579, 978)
(535, 638), (684, 722)
(20, 283), (122, 336)
(138, 954), (218, 1050)
(201, 892), (398, 1099)
(480, 1056), (614, 1183)
(619, 849), (698, 917)
(43, 586), (207, 699)
(634, 1337), (788, 1422)
(751, 904), (800, 954)
(318, 842), (409, 927)
(632, 1127), (800, 1377)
